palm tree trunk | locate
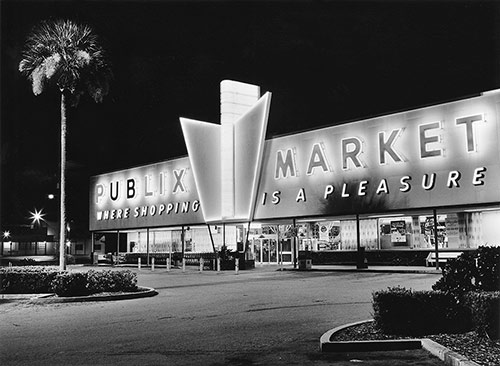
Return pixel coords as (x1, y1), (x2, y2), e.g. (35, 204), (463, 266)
(59, 92), (67, 271)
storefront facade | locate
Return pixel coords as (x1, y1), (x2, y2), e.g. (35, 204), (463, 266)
(89, 81), (500, 266)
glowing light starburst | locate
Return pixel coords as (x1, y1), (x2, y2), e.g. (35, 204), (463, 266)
(29, 208), (46, 225)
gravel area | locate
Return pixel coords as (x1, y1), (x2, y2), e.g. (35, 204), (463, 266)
(331, 321), (500, 366)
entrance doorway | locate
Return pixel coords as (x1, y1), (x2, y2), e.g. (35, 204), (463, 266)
(252, 236), (278, 264)
(251, 234), (293, 265)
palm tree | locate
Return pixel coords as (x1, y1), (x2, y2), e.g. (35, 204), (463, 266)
(19, 19), (111, 270)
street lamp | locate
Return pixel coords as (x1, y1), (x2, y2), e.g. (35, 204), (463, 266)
(29, 208), (46, 226)
(2, 231), (11, 256)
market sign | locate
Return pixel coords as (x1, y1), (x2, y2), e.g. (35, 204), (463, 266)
(254, 92), (500, 220)
(89, 157), (204, 231)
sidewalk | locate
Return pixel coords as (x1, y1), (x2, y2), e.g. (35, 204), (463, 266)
(106, 262), (442, 274)
(306, 264), (442, 274)
(87, 262), (443, 275)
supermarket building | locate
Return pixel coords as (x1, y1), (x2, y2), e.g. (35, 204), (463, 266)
(89, 81), (500, 267)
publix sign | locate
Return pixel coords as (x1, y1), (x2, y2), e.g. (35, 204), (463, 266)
(89, 157), (203, 231)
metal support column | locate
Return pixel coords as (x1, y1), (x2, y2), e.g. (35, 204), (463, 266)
(245, 221), (251, 251)
(207, 224), (217, 270)
(356, 214), (361, 252)
(223, 223), (226, 247)
(207, 224), (217, 254)
(146, 228), (150, 266)
(293, 218), (297, 269)
(116, 230), (120, 266)
(433, 209), (440, 270)
(356, 214), (367, 269)
(181, 225), (185, 266)
(91, 232), (95, 265)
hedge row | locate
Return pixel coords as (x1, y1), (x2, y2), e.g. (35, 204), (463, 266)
(1, 267), (137, 297)
(465, 291), (500, 339)
(372, 246), (500, 339)
(372, 287), (471, 335)
(433, 246), (500, 294)
(0, 266), (59, 294)
(373, 287), (500, 339)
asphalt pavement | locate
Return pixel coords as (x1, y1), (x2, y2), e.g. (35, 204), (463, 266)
(1, 264), (443, 365)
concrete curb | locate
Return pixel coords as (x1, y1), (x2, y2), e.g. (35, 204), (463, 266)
(1, 293), (53, 301)
(27, 286), (158, 303)
(320, 319), (481, 366)
(303, 268), (442, 275)
(421, 339), (481, 366)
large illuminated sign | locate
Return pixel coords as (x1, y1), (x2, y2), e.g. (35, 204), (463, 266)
(180, 81), (272, 223)
(89, 157), (204, 231)
(90, 85), (500, 232)
(254, 92), (500, 219)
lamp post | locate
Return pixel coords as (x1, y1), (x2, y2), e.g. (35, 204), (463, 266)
(2, 231), (11, 256)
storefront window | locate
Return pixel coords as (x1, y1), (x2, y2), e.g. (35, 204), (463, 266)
(294, 207), (500, 252)
(298, 221), (344, 251)
(378, 216), (421, 249)
(97, 207), (499, 258)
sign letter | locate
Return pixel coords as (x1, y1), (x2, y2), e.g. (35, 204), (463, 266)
(127, 179), (136, 199)
(306, 143), (331, 175)
(342, 137), (364, 170)
(419, 122), (442, 158)
(275, 149), (297, 179)
(456, 114), (484, 152)
(379, 129), (404, 164)
(173, 169), (186, 193)
(95, 184), (105, 204)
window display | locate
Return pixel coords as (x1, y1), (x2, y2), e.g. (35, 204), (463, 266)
(294, 207), (500, 252)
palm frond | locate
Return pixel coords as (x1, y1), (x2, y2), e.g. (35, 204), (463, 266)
(19, 19), (112, 103)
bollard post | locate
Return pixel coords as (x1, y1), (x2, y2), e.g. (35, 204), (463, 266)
(182, 258), (186, 273)
(151, 257), (155, 271)
(235, 258), (239, 275)
(166, 256), (171, 272)
(199, 257), (204, 272)
(138, 257), (142, 270)
(217, 257), (221, 272)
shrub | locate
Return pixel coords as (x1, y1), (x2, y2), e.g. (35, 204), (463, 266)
(52, 270), (138, 296)
(0, 266), (59, 294)
(465, 291), (500, 339)
(51, 272), (90, 296)
(19, 258), (37, 266)
(432, 246), (500, 296)
(432, 251), (477, 295)
(1, 267), (138, 296)
(372, 287), (471, 335)
(86, 269), (137, 293)
(475, 247), (500, 291)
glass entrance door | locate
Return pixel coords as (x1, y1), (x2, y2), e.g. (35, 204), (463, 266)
(252, 237), (278, 264)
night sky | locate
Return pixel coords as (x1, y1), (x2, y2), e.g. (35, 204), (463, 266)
(1, 0), (500, 231)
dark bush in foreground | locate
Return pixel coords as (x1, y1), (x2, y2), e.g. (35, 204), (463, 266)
(433, 246), (500, 296)
(52, 270), (138, 297)
(51, 272), (89, 296)
(1, 267), (138, 296)
(372, 287), (471, 335)
(0, 266), (59, 293)
(465, 291), (500, 339)
(86, 269), (137, 293)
